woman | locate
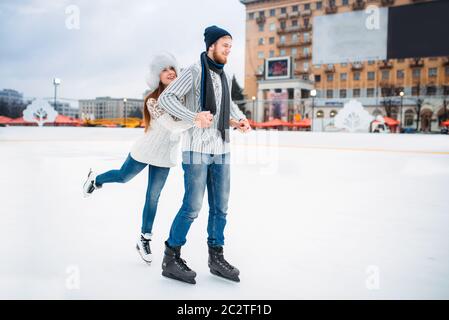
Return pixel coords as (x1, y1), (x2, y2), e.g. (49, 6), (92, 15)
(82, 52), (212, 264)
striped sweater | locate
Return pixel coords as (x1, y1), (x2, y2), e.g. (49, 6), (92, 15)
(158, 61), (246, 155)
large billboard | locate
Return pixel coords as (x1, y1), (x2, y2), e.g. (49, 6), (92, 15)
(265, 56), (291, 80)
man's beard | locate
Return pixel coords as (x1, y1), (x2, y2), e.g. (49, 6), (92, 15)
(213, 50), (227, 64)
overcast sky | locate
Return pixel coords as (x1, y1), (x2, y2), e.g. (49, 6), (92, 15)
(0, 0), (247, 105)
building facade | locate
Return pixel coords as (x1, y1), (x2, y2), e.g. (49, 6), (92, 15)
(0, 89), (24, 104)
(50, 101), (80, 119)
(240, 0), (449, 131)
(79, 97), (143, 120)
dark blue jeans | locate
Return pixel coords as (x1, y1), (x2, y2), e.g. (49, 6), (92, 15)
(167, 151), (231, 247)
(95, 154), (170, 234)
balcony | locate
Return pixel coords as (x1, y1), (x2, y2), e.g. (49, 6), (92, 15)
(325, 5), (338, 14)
(298, 39), (312, 46)
(276, 26), (301, 34)
(324, 64), (336, 73)
(256, 15), (266, 25)
(294, 69), (310, 76)
(409, 58), (424, 68)
(278, 13), (288, 20)
(276, 41), (300, 48)
(255, 70), (264, 79)
(300, 24), (312, 32)
(289, 11), (299, 18)
(379, 59), (393, 69)
(351, 62), (364, 70)
(381, 0), (395, 5)
(295, 53), (312, 61)
(352, 0), (366, 10)
(301, 9), (312, 17)
(443, 57), (449, 66)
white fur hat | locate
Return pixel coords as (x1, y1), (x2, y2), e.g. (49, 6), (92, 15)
(145, 52), (179, 93)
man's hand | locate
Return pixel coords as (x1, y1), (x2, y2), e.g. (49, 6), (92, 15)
(194, 111), (213, 128)
(229, 118), (240, 128)
(236, 118), (251, 133)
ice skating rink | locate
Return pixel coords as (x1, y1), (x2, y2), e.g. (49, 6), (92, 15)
(1, 127), (448, 299)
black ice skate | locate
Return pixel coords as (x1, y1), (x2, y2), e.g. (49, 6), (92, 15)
(208, 245), (240, 282)
(162, 242), (196, 284)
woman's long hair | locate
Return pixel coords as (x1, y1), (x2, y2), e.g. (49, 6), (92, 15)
(142, 67), (176, 132)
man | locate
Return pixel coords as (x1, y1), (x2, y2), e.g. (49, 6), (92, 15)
(158, 25), (251, 284)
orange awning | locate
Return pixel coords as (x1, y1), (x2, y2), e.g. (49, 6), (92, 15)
(0, 116), (12, 124)
(383, 116), (400, 126)
(442, 120), (449, 127)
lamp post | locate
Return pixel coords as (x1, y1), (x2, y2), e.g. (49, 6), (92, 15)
(252, 96), (256, 121)
(53, 78), (61, 111)
(123, 98), (127, 127)
(310, 89), (317, 131)
(399, 91), (404, 133)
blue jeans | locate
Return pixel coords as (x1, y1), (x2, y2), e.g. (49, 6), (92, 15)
(167, 151), (231, 247)
(95, 154), (170, 234)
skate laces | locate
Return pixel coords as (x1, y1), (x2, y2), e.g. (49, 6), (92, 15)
(174, 253), (192, 272)
(215, 252), (235, 271)
(141, 238), (151, 254)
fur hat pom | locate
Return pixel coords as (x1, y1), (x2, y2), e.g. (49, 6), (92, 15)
(145, 52), (179, 92)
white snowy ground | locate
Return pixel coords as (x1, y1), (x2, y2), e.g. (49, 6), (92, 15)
(0, 126), (448, 300)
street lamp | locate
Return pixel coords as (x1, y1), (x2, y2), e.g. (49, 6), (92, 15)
(252, 96), (256, 121)
(123, 98), (127, 127)
(53, 78), (61, 111)
(399, 91), (404, 133)
(310, 89), (317, 131)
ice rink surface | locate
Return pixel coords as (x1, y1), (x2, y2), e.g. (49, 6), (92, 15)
(1, 127), (448, 299)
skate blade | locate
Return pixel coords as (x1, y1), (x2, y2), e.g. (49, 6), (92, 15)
(162, 271), (196, 284)
(136, 246), (152, 265)
(210, 268), (240, 282)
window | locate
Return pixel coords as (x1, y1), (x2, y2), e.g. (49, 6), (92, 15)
(427, 86), (436, 96)
(326, 90), (333, 98)
(317, 110), (324, 118)
(353, 72), (361, 81)
(280, 35), (286, 44)
(280, 49), (286, 56)
(303, 47), (309, 55)
(316, 1), (322, 10)
(340, 73), (347, 81)
(342, 0), (349, 5)
(248, 12), (255, 20)
(353, 89), (361, 97)
(292, 34), (298, 43)
(270, 9), (275, 16)
(397, 70), (404, 79)
(412, 86), (419, 96)
(292, 20), (298, 27)
(341, 62), (347, 67)
(281, 7), (287, 14)
(303, 62), (309, 70)
(368, 60), (375, 65)
(258, 24), (264, 32)
(428, 68), (437, 77)
(405, 110), (414, 127)
(381, 70), (389, 80)
(367, 71), (375, 80)
(269, 23), (276, 31)
(340, 89), (347, 98)
(304, 18), (310, 26)
(269, 37), (275, 44)
(269, 50), (274, 58)
(259, 10), (265, 17)
(315, 75), (321, 82)
(304, 32), (310, 42)
(258, 51), (264, 59)
(291, 48), (297, 56)
(412, 69), (421, 78)
(367, 88), (375, 97)
(292, 5), (298, 11)
(280, 21), (286, 29)
(446, 66), (449, 76)
(304, 3), (310, 10)
(330, 110), (337, 118)
(258, 38), (264, 45)
(327, 74), (334, 81)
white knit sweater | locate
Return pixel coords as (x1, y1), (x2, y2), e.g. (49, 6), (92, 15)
(130, 98), (193, 167)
